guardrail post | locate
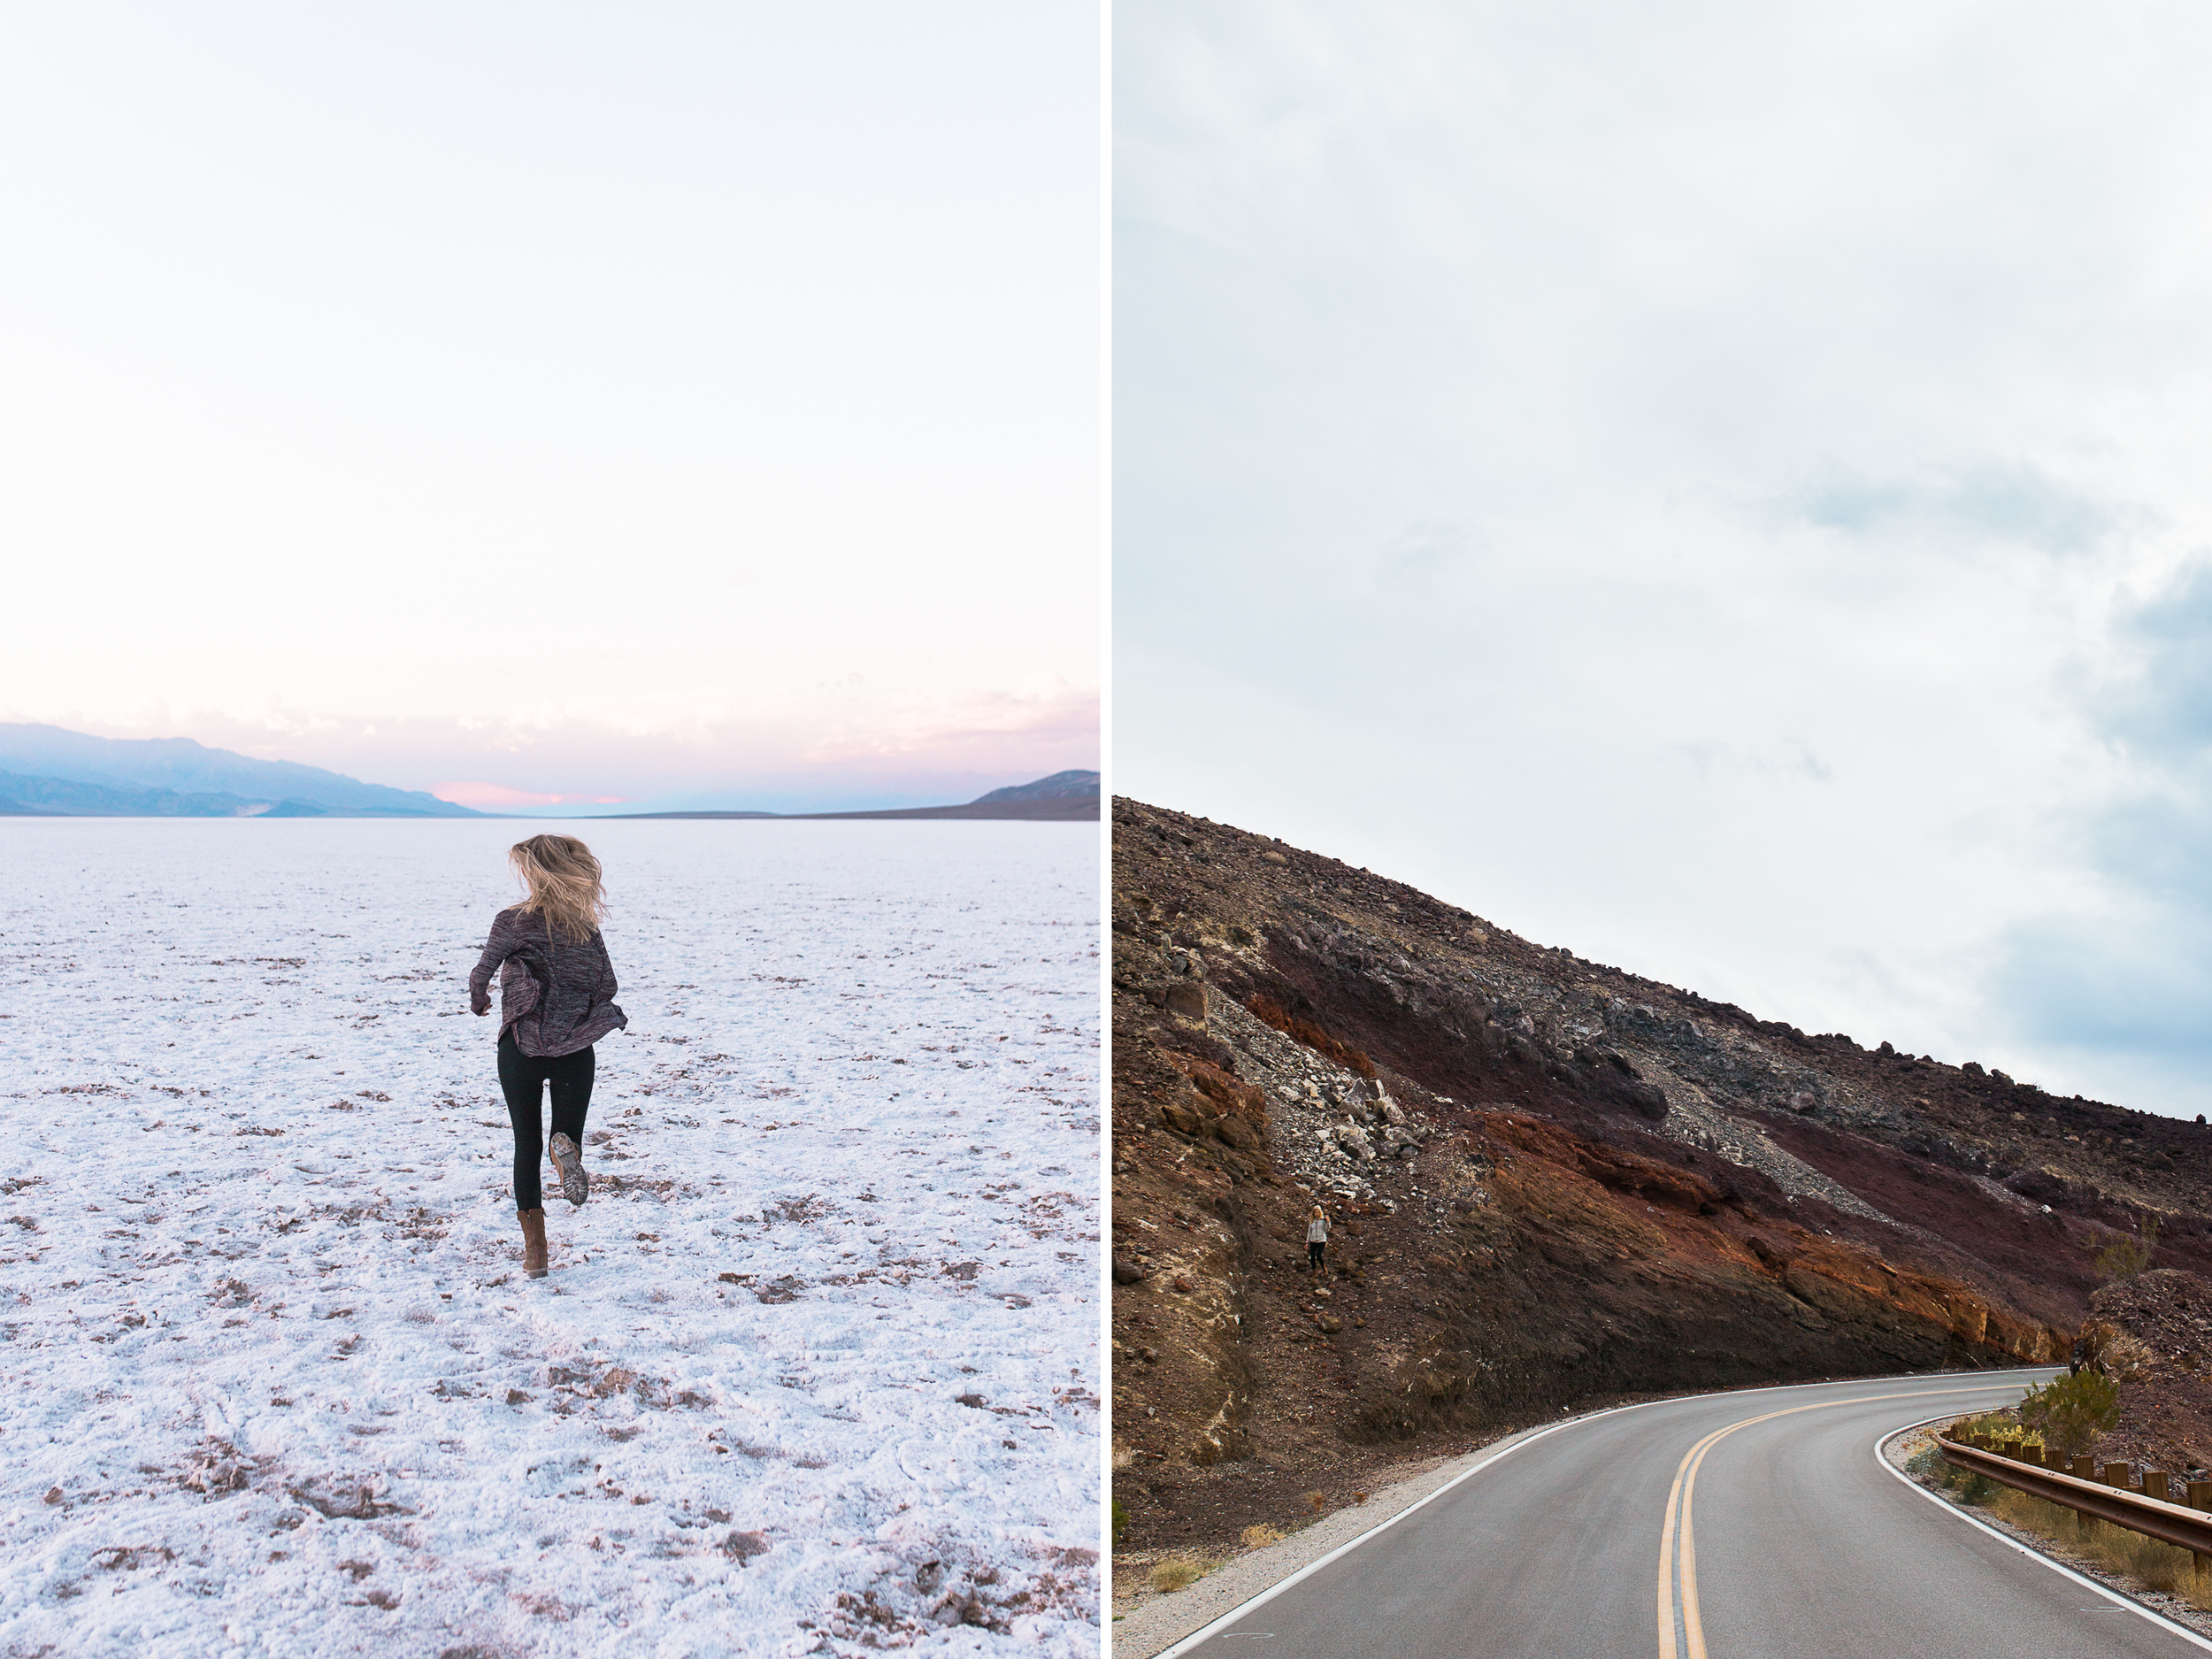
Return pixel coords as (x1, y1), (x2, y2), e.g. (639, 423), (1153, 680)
(1938, 1438), (2212, 1561)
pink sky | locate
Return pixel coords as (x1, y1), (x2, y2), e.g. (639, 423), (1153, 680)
(432, 782), (632, 810)
(27, 680), (1100, 814)
(0, 6), (1097, 821)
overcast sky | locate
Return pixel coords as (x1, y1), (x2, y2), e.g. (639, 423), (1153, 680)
(0, 3), (1099, 814)
(1117, 1), (2212, 1118)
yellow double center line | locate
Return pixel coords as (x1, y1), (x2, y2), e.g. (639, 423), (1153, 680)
(1655, 1385), (2000, 1659)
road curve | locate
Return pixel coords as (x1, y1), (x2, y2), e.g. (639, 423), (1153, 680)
(1160, 1370), (2212, 1659)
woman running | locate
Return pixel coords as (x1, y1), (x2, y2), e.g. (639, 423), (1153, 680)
(469, 834), (627, 1279)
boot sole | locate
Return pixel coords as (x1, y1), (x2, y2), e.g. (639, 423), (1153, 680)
(549, 1133), (588, 1208)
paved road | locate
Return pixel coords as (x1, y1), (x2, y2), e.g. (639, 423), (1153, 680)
(1162, 1370), (2212, 1658)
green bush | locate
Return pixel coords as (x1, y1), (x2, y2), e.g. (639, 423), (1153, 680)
(2019, 1370), (2120, 1459)
(1954, 1409), (2020, 1442)
(1112, 1497), (1127, 1545)
(1906, 1445), (1953, 1485)
(1909, 1442), (1997, 1502)
(2096, 1214), (2159, 1282)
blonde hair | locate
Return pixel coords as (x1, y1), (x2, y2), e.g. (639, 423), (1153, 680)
(510, 834), (607, 942)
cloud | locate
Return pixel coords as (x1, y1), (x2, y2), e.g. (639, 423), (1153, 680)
(1982, 907), (2212, 1078)
(1377, 520), (1481, 584)
(1796, 461), (2131, 557)
(1675, 740), (1835, 787)
(2089, 558), (2212, 762)
(1117, 0), (2212, 1118)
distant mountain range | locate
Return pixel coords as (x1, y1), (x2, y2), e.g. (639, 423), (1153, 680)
(613, 769), (1100, 822)
(0, 725), (1099, 822)
(0, 726), (478, 818)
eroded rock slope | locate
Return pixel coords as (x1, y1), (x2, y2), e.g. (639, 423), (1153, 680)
(1110, 798), (2212, 1553)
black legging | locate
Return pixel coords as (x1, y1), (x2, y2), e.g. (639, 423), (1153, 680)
(497, 1028), (595, 1211)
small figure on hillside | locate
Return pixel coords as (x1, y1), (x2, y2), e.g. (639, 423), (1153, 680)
(470, 835), (628, 1280)
(1306, 1205), (1329, 1272)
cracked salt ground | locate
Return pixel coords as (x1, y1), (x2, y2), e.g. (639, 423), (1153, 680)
(0, 819), (1102, 1657)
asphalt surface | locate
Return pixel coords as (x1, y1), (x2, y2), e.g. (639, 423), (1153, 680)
(1159, 1370), (2212, 1658)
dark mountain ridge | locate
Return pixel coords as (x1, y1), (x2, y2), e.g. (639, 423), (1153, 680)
(614, 769), (1099, 822)
(1110, 797), (2212, 1556)
(972, 769), (1100, 805)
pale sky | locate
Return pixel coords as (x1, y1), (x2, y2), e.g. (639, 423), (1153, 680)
(0, 3), (1099, 814)
(1117, 2), (2212, 1116)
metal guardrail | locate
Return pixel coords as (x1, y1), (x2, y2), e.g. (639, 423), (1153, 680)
(1939, 1431), (2212, 1559)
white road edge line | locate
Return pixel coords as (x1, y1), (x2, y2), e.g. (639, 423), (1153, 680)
(1148, 1368), (2056, 1659)
(1876, 1410), (2212, 1655)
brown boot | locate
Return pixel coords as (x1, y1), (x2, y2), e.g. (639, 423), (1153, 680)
(549, 1132), (588, 1208)
(519, 1208), (549, 1279)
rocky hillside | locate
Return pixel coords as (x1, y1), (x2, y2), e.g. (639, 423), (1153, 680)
(1110, 798), (2212, 1555)
(2081, 1270), (2212, 1479)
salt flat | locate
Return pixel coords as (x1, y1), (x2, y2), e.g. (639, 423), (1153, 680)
(0, 818), (1101, 1657)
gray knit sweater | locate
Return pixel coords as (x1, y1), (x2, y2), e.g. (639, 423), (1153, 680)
(468, 906), (628, 1057)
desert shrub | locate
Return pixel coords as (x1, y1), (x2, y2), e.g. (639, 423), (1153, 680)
(1909, 1444), (1976, 1486)
(1990, 1487), (2212, 1607)
(1906, 1445), (1952, 1485)
(2096, 1214), (2160, 1282)
(1111, 1498), (1126, 1545)
(1947, 1411), (2044, 1464)
(1150, 1556), (1204, 1594)
(2019, 1370), (2120, 1459)
(1953, 1409), (2021, 1441)
(1240, 1525), (1284, 1550)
